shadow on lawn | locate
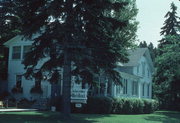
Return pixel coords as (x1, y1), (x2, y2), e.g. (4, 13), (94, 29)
(0, 111), (111, 123)
(144, 111), (180, 123)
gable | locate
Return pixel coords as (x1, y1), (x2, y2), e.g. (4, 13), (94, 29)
(3, 33), (41, 47)
(122, 48), (154, 72)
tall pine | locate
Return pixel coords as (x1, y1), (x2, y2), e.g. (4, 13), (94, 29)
(154, 2), (180, 110)
(159, 2), (180, 48)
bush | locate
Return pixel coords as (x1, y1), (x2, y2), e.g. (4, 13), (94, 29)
(30, 86), (43, 94)
(0, 91), (9, 100)
(132, 99), (144, 114)
(143, 99), (159, 113)
(49, 96), (62, 111)
(11, 87), (23, 94)
(113, 98), (158, 114)
(84, 96), (113, 114)
(70, 97), (159, 114)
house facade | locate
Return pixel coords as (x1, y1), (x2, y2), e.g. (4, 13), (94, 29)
(4, 35), (154, 102)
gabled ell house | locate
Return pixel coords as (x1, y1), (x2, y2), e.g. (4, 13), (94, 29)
(4, 35), (154, 102)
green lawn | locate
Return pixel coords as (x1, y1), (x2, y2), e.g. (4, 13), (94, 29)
(0, 111), (179, 123)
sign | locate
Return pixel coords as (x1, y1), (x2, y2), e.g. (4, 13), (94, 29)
(71, 89), (88, 103)
(75, 103), (82, 108)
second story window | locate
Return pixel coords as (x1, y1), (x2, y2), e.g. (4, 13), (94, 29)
(137, 64), (140, 74)
(23, 46), (31, 59)
(142, 62), (146, 76)
(12, 46), (21, 60)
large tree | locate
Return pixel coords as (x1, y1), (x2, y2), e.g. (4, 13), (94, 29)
(1, 0), (138, 116)
(154, 35), (180, 110)
(154, 2), (180, 110)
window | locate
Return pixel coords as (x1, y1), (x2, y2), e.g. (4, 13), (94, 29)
(132, 81), (138, 96)
(142, 83), (145, 96)
(35, 79), (41, 88)
(147, 68), (150, 78)
(142, 62), (146, 76)
(116, 85), (121, 95)
(147, 84), (150, 97)
(12, 46), (21, 59)
(137, 64), (140, 74)
(123, 79), (128, 94)
(16, 75), (22, 88)
(23, 46), (31, 58)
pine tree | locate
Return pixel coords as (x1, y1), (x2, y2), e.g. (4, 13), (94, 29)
(139, 41), (147, 48)
(1, 0), (138, 116)
(154, 2), (180, 110)
(159, 2), (180, 48)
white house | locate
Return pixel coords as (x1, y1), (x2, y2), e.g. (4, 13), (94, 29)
(4, 35), (154, 102)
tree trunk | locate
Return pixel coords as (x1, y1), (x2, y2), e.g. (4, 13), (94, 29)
(62, 49), (71, 117)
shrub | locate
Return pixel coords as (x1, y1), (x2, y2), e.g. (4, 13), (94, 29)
(0, 91), (9, 100)
(113, 98), (158, 114)
(143, 99), (159, 113)
(30, 86), (43, 94)
(84, 96), (113, 114)
(49, 96), (62, 111)
(11, 87), (23, 94)
(71, 97), (158, 114)
(132, 99), (144, 114)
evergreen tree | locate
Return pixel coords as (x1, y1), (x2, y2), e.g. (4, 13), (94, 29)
(154, 35), (180, 110)
(1, 0), (138, 116)
(159, 2), (180, 48)
(139, 41), (147, 48)
(138, 41), (157, 63)
(154, 2), (180, 110)
(147, 42), (157, 63)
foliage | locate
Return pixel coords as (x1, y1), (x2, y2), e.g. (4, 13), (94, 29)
(0, 0), (22, 44)
(0, 91), (9, 100)
(30, 86), (43, 94)
(49, 96), (62, 111)
(153, 2), (180, 111)
(112, 98), (158, 114)
(84, 96), (113, 114)
(158, 2), (180, 48)
(154, 35), (180, 110)
(138, 41), (157, 63)
(143, 99), (159, 113)
(79, 97), (158, 114)
(11, 86), (23, 94)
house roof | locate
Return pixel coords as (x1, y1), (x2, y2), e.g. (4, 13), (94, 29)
(123, 48), (147, 66)
(122, 48), (154, 72)
(3, 35), (23, 46)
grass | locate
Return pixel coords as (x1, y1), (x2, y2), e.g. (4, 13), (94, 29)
(0, 111), (179, 123)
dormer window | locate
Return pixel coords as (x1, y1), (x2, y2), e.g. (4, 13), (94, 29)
(12, 46), (21, 60)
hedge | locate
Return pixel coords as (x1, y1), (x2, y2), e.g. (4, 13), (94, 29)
(74, 96), (159, 114)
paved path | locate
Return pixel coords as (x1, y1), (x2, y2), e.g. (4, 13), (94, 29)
(0, 108), (37, 112)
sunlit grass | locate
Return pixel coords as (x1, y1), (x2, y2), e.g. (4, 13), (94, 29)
(0, 111), (179, 123)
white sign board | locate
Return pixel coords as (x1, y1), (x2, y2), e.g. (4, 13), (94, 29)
(71, 89), (88, 104)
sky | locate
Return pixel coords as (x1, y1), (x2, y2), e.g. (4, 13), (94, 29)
(136, 0), (180, 47)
